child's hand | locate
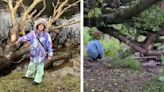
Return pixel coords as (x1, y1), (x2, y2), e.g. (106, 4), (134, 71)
(15, 41), (20, 48)
(48, 56), (52, 61)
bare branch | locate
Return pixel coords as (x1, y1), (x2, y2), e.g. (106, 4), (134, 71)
(21, 2), (26, 11)
(21, 0), (42, 22)
(8, 0), (16, 25)
(53, 0), (61, 10)
(62, 0), (80, 13)
(20, 9), (37, 35)
(2, 0), (8, 2)
(14, 0), (23, 11)
(47, 0), (69, 27)
(33, 0), (46, 19)
(18, 0), (43, 36)
(49, 20), (80, 30)
(48, 0), (79, 28)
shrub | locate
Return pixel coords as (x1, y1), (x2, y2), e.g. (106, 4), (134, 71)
(101, 36), (123, 57)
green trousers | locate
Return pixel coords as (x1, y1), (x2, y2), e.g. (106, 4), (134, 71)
(25, 61), (44, 83)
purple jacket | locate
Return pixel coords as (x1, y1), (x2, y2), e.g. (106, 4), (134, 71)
(18, 30), (53, 63)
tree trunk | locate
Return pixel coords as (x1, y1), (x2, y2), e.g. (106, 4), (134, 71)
(99, 27), (164, 57)
(84, 0), (161, 26)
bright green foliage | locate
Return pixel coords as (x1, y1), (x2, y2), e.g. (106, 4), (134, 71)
(161, 55), (164, 65)
(88, 8), (102, 18)
(127, 0), (140, 7)
(83, 26), (99, 45)
(97, 0), (104, 3)
(110, 24), (137, 38)
(101, 37), (123, 57)
(159, 76), (164, 82)
(89, 27), (99, 32)
(121, 56), (141, 70)
(133, 5), (164, 32)
(110, 5), (164, 39)
(84, 27), (92, 45)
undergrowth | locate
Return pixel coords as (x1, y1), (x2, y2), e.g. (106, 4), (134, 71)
(110, 56), (141, 70)
(141, 78), (164, 92)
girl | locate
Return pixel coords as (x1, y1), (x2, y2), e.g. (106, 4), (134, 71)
(15, 18), (53, 85)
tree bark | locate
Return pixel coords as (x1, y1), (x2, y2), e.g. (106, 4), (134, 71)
(99, 27), (164, 56)
(143, 33), (156, 49)
(84, 0), (161, 26)
(45, 52), (72, 69)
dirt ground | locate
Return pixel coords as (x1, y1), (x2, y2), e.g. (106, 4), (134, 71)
(84, 58), (160, 92)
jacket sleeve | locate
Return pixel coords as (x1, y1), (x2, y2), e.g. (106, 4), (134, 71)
(18, 31), (34, 43)
(46, 33), (53, 56)
(97, 41), (104, 57)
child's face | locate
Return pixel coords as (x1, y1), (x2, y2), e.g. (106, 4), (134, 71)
(38, 23), (45, 31)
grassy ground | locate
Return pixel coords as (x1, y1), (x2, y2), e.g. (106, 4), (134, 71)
(0, 71), (80, 92)
(141, 78), (164, 92)
(0, 55), (80, 92)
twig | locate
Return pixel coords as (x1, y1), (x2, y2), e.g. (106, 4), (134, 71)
(131, 56), (158, 59)
(2, 0), (8, 2)
(49, 20), (80, 30)
(33, 0), (46, 19)
(62, 0), (80, 13)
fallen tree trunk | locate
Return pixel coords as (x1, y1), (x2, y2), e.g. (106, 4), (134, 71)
(0, 0), (80, 76)
(45, 52), (72, 69)
(0, 48), (79, 76)
(99, 27), (164, 57)
(84, 0), (162, 26)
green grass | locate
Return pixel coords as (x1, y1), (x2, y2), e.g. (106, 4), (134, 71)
(141, 78), (164, 92)
(0, 71), (80, 92)
(83, 27), (92, 45)
(101, 37), (123, 57)
(110, 56), (141, 70)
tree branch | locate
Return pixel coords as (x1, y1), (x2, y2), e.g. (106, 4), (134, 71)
(49, 20), (80, 31)
(33, 0), (46, 19)
(62, 0), (80, 13)
(14, 0), (23, 11)
(99, 27), (164, 56)
(2, 0), (8, 2)
(48, 0), (80, 28)
(99, 27), (148, 53)
(21, 0), (42, 22)
(84, 0), (162, 26)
